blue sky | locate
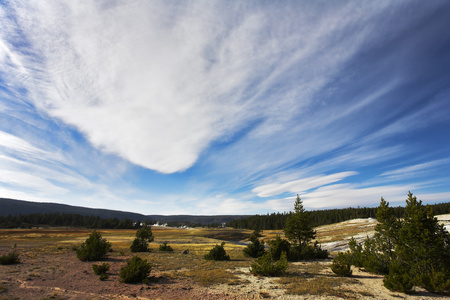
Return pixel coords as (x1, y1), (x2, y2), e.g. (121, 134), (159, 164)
(1, 1), (450, 215)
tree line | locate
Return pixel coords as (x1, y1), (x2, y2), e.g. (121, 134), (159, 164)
(0, 213), (153, 229)
(227, 201), (450, 230)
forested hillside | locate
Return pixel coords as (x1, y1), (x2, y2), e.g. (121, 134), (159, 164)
(0, 213), (147, 229)
(227, 202), (450, 230)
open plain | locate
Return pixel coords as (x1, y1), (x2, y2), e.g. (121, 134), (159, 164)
(1, 216), (449, 299)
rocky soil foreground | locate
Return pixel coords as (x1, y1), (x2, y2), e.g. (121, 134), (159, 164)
(1, 251), (447, 300)
(0, 215), (449, 300)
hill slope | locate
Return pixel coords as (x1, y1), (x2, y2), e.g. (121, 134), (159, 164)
(0, 198), (249, 225)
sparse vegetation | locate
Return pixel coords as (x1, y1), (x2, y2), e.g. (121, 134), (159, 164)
(119, 255), (152, 283)
(76, 230), (112, 261)
(130, 226), (154, 252)
(278, 276), (360, 298)
(0, 202), (448, 298)
(204, 242), (230, 261)
(185, 268), (239, 286)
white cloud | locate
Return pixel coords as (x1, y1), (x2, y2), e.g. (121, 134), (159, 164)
(381, 158), (450, 178)
(0, 1), (396, 174)
(302, 184), (411, 209)
(252, 171), (357, 198)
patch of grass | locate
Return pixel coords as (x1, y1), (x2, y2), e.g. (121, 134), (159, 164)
(0, 283), (7, 293)
(195, 229), (252, 241)
(278, 275), (360, 298)
(184, 268), (239, 286)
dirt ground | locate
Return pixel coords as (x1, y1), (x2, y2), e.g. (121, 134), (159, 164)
(1, 249), (447, 300)
(1, 218), (449, 300)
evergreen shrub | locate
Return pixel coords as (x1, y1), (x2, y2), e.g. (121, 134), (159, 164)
(120, 256), (152, 283)
(268, 235), (290, 261)
(204, 242), (230, 261)
(331, 252), (352, 277)
(159, 242), (174, 252)
(0, 249), (20, 265)
(243, 232), (265, 258)
(76, 231), (111, 261)
(92, 262), (110, 275)
(250, 251), (288, 276)
(130, 226), (154, 253)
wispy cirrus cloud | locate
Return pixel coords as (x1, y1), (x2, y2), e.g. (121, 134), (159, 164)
(252, 171), (358, 198)
(0, 1), (394, 175)
(1, 1), (450, 214)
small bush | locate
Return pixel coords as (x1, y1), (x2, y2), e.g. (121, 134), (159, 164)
(120, 255), (152, 283)
(159, 242), (174, 252)
(0, 250), (20, 265)
(76, 231), (111, 261)
(331, 253), (352, 277)
(92, 262), (110, 275)
(250, 251), (288, 277)
(204, 242), (230, 261)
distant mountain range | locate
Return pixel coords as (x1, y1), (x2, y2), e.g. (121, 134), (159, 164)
(0, 198), (249, 225)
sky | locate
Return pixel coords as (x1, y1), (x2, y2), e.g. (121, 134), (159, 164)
(1, 1), (450, 215)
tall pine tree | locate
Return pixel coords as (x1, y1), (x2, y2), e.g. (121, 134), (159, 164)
(284, 195), (316, 248)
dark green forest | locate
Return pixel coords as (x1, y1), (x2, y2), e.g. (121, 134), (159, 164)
(227, 201), (450, 230)
(0, 213), (151, 229)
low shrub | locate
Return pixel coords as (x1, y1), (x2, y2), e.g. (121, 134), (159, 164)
(331, 252), (352, 277)
(120, 255), (152, 283)
(0, 250), (20, 265)
(204, 242), (230, 261)
(250, 251), (288, 276)
(159, 242), (174, 252)
(92, 262), (110, 275)
(77, 231), (111, 261)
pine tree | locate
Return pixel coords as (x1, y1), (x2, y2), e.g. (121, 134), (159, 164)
(130, 226), (154, 252)
(243, 231), (266, 258)
(375, 197), (400, 260)
(384, 192), (450, 293)
(284, 195), (316, 248)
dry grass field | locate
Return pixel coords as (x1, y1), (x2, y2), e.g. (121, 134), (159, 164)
(0, 216), (449, 299)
